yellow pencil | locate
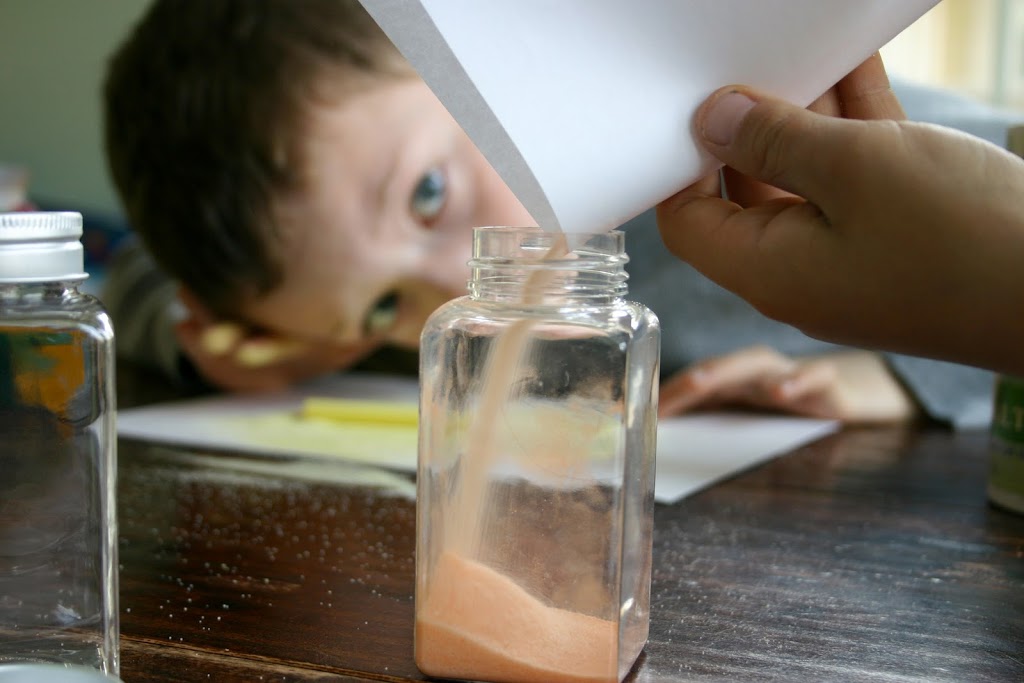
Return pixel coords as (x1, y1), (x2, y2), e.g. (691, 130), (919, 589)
(299, 397), (419, 427)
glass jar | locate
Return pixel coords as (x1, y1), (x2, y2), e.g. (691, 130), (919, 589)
(0, 213), (119, 675)
(416, 226), (660, 683)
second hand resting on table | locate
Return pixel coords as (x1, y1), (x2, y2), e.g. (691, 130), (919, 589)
(176, 280), (919, 424)
(175, 283), (918, 423)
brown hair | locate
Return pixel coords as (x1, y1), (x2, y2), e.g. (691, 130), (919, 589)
(104, 0), (407, 318)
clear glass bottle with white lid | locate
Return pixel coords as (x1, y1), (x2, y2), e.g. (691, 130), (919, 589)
(416, 226), (660, 683)
(0, 212), (119, 676)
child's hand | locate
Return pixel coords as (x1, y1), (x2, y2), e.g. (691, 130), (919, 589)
(173, 316), (377, 393)
(658, 347), (918, 424)
(171, 287), (378, 392)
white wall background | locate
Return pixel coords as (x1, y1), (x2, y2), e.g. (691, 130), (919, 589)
(0, 0), (151, 217)
(880, 0), (1024, 107)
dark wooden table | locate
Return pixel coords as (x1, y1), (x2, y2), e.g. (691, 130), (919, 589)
(115, 368), (1024, 682)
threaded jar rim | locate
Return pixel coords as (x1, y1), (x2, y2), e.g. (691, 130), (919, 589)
(468, 226), (628, 302)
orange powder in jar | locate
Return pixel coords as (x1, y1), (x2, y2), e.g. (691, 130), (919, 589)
(416, 552), (618, 683)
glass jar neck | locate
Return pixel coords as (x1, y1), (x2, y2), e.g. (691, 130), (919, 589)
(468, 227), (628, 305)
(0, 280), (82, 303)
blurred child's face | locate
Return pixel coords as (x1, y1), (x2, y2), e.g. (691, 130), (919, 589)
(241, 78), (534, 351)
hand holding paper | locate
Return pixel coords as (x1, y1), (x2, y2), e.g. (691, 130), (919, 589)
(361, 0), (938, 233)
(657, 62), (1024, 376)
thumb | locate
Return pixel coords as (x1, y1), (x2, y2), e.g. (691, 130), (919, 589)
(657, 87), (863, 324)
(696, 87), (855, 205)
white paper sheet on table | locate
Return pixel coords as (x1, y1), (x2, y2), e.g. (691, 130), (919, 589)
(360, 0), (939, 232)
(117, 373), (837, 504)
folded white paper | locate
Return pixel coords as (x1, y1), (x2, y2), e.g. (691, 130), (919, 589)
(361, 0), (939, 232)
(117, 373), (837, 504)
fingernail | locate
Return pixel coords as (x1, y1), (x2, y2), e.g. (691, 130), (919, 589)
(235, 339), (307, 367)
(686, 368), (709, 387)
(201, 323), (242, 355)
(235, 341), (288, 368)
(777, 379), (798, 399)
(701, 91), (756, 146)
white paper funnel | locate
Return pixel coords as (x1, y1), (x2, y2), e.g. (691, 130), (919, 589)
(361, 0), (939, 232)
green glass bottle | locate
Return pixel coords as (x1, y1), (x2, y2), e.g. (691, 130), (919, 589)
(988, 125), (1024, 514)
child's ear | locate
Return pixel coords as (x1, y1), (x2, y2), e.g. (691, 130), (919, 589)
(176, 285), (216, 325)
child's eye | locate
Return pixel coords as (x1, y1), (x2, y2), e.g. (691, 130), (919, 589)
(410, 167), (447, 223)
(363, 290), (400, 336)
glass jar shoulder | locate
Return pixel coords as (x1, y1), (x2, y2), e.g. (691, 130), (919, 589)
(0, 288), (114, 341)
(424, 295), (658, 337)
(623, 298), (660, 336)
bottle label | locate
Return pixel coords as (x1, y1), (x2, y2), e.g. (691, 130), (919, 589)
(1, 329), (83, 413)
(989, 376), (1024, 513)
